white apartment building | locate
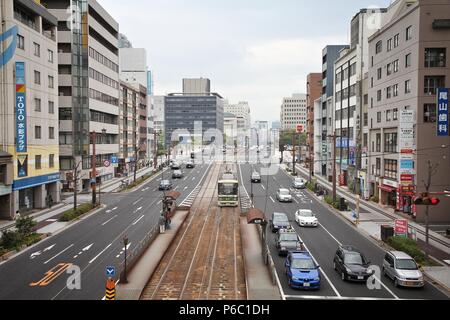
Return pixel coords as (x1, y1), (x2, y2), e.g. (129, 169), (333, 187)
(280, 94), (307, 131)
(45, 0), (120, 191)
(224, 101), (251, 144)
(0, 0), (60, 218)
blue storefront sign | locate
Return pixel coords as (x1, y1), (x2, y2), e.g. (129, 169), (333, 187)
(13, 173), (60, 191)
(15, 62), (27, 153)
(437, 88), (449, 137)
(336, 138), (356, 149)
(0, 25), (18, 68)
(400, 159), (414, 170)
(111, 156), (118, 164)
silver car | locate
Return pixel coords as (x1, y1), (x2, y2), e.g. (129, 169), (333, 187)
(382, 251), (424, 288)
(276, 188), (293, 203)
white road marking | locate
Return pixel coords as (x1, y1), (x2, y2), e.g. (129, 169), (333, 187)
(89, 243), (112, 264)
(101, 215), (118, 226)
(293, 198), (299, 204)
(46, 219), (58, 222)
(82, 243), (94, 252)
(133, 198), (143, 205)
(174, 186), (179, 190)
(43, 244), (56, 252)
(30, 251), (42, 259)
(269, 196), (275, 203)
(261, 184), (266, 190)
(192, 177), (196, 181)
(132, 215), (145, 226)
(142, 187), (150, 192)
(284, 295), (400, 301)
(157, 200), (162, 204)
(183, 177), (187, 181)
(184, 186), (188, 190)
(44, 244), (74, 265)
(136, 206), (143, 212)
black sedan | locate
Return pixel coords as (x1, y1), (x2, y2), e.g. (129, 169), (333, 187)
(159, 180), (172, 191)
(333, 245), (374, 282)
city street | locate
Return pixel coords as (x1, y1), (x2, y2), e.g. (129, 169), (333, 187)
(238, 159), (449, 300)
(0, 161), (212, 300)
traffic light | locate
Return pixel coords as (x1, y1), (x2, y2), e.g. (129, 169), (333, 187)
(413, 193), (441, 206)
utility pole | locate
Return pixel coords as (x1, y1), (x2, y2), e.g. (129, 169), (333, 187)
(292, 132), (296, 176)
(153, 131), (158, 170)
(134, 144), (138, 183)
(423, 160), (439, 259)
(91, 131), (97, 206)
(328, 132), (338, 203)
(73, 159), (81, 211)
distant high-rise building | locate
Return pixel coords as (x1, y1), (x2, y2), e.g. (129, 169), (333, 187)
(182, 78), (211, 95)
(224, 101), (251, 144)
(118, 33), (133, 48)
(280, 94), (307, 130)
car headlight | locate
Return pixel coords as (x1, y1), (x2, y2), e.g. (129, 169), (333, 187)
(292, 277), (299, 281)
(418, 276), (424, 282)
(314, 278), (320, 281)
(345, 268), (353, 274)
(281, 247), (287, 251)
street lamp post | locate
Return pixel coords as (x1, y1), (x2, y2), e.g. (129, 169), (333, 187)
(91, 131), (97, 206)
(73, 159), (82, 212)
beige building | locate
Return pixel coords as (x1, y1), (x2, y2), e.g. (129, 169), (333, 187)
(280, 94), (307, 130)
(368, 0), (450, 223)
(0, 0), (60, 219)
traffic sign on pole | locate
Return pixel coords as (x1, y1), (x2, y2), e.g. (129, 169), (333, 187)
(104, 160), (111, 168)
(105, 277), (116, 300)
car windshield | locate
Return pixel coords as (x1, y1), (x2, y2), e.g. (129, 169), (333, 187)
(274, 214), (288, 223)
(280, 234), (298, 241)
(396, 259), (418, 270)
(344, 252), (364, 265)
(295, 179), (303, 183)
(218, 183), (238, 196)
(279, 190), (290, 196)
(291, 258), (316, 269)
(161, 180), (170, 185)
(252, 173), (260, 177)
(174, 170), (181, 174)
(299, 211), (313, 217)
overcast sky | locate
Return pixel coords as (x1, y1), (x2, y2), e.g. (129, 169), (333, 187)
(99, 0), (393, 123)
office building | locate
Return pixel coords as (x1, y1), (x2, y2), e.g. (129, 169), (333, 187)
(280, 94), (307, 130)
(368, 0), (450, 222)
(182, 78), (211, 95)
(306, 73), (322, 173)
(45, 0), (120, 191)
(0, 0), (60, 218)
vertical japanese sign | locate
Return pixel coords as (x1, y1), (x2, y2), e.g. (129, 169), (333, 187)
(15, 62), (27, 153)
(437, 88), (449, 137)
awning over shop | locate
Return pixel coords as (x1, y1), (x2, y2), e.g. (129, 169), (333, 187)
(380, 185), (396, 193)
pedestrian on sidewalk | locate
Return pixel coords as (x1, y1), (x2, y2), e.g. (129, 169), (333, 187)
(159, 214), (166, 234)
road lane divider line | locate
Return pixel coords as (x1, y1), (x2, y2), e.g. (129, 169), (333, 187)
(269, 196), (275, 203)
(132, 215), (145, 226)
(133, 198), (143, 205)
(44, 244), (74, 265)
(89, 243), (112, 264)
(102, 215), (118, 226)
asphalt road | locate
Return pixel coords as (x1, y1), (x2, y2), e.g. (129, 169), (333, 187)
(0, 160), (212, 300)
(238, 160), (449, 300)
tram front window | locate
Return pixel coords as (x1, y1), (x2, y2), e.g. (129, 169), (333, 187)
(219, 183), (238, 196)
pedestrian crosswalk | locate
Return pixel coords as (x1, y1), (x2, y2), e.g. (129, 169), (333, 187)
(179, 185), (202, 208)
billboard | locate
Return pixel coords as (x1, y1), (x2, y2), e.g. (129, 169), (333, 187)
(15, 62), (27, 153)
(437, 88), (449, 137)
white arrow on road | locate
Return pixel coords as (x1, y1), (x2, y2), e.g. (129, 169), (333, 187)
(106, 207), (118, 214)
(30, 244), (56, 259)
(184, 186), (188, 191)
(43, 244), (56, 252)
(83, 243), (94, 252)
(142, 187), (150, 192)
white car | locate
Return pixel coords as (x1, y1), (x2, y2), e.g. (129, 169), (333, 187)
(276, 188), (293, 203)
(295, 209), (318, 227)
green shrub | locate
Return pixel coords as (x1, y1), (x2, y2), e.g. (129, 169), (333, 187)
(387, 236), (426, 264)
(15, 216), (36, 237)
(0, 230), (21, 250)
(370, 195), (379, 203)
(59, 203), (96, 222)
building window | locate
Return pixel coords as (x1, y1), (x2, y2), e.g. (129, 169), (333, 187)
(363, 112), (368, 126)
(386, 110), (392, 122)
(384, 159), (398, 180)
(384, 133), (398, 153)
(377, 90), (382, 102)
(424, 104), (437, 123)
(48, 76), (54, 88)
(377, 112), (382, 124)
(405, 53), (411, 68)
(376, 158), (381, 176)
(48, 49), (54, 63)
(35, 155), (42, 170)
(363, 133), (368, 148)
(35, 126), (41, 139)
(387, 38), (392, 52)
(393, 60), (399, 73)
(387, 63), (393, 76)
(376, 41), (383, 54)
(48, 101), (54, 114)
(425, 48), (446, 68)
(405, 80), (411, 94)
(49, 154), (55, 168)
(394, 34), (399, 47)
(49, 127), (55, 139)
(33, 42), (40, 57)
(424, 76), (445, 95)
(406, 26), (412, 41)
(34, 70), (41, 85)
(387, 86), (392, 99)
(393, 84), (399, 97)
(34, 98), (41, 112)
(393, 108), (398, 121)
(377, 68), (382, 80)
(17, 34), (24, 50)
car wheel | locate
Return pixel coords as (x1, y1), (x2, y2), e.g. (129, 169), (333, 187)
(341, 272), (346, 281)
(394, 278), (400, 287)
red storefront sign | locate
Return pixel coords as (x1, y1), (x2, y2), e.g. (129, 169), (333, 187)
(395, 219), (408, 237)
(400, 174), (414, 182)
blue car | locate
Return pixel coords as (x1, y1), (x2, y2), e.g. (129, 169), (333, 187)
(285, 251), (321, 290)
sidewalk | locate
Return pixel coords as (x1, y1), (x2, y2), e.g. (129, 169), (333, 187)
(240, 218), (281, 300)
(116, 209), (190, 300)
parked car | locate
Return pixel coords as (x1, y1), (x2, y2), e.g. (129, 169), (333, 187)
(159, 180), (172, 191)
(382, 251), (424, 288)
(293, 178), (306, 189)
(275, 228), (303, 256)
(251, 172), (261, 183)
(333, 245), (374, 282)
(276, 188), (293, 203)
(172, 170), (183, 179)
(270, 212), (291, 233)
(186, 161), (195, 169)
(295, 209), (318, 227)
(285, 251), (321, 290)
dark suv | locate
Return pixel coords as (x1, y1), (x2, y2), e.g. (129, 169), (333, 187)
(333, 245), (373, 282)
